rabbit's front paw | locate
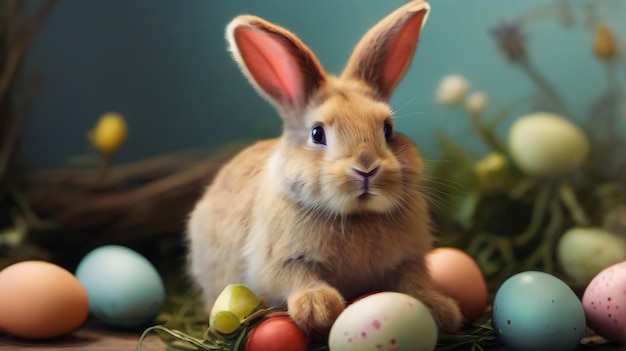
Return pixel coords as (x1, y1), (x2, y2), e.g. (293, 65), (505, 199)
(287, 285), (346, 332)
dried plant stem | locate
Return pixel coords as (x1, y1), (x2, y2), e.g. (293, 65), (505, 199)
(521, 197), (563, 273)
(0, 121), (17, 179)
(603, 61), (619, 145)
(469, 115), (506, 154)
(0, 0), (58, 224)
(514, 185), (551, 247)
(0, 0), (58, 106)
(558, 181), (589, 226)
(137, 326), (208, 351)
(96, 153), (113, 185)
(518, 59), (571, 117)
(24, 144), (247, 247)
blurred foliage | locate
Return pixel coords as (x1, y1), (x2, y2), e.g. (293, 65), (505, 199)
(427, 0), (626, 291)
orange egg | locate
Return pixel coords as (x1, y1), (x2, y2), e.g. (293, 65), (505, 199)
(0, 261), (89, 339)
(426, 247), (488, 322)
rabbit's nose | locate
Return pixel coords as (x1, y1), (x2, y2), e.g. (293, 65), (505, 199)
(353, 167), (380, 192)
(353, 167), (379, 179)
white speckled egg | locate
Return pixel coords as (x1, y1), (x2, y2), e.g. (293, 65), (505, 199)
(329, 292), (437, 351)
(557, 227), (625, 286)
(75, 245), (165, 328)
(582, 261), (626, 344)
(492, 271), (585, 351)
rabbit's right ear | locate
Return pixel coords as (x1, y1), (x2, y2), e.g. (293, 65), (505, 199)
(226, 16), (327, 119)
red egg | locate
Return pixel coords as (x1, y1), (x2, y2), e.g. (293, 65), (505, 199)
(245, 314), (308, 351)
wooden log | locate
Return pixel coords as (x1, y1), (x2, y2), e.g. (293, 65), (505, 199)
(24, 143), (248, 245)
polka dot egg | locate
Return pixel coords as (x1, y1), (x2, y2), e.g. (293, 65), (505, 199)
(328, 292), (437, 351)
(582, 260), (626, 344)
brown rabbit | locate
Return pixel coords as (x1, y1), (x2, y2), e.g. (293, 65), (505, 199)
(186, 0), (463, 334)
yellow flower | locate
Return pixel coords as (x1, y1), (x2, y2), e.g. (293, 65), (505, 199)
(88, 112), (128, 155)
(593, 24), (616, 61)
(474, 152), (508, 192)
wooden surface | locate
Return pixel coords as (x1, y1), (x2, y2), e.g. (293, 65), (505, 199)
(1, 321), (625, 350)
(0, 322), (166, 351)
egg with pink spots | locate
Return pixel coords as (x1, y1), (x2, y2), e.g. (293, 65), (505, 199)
(582, 260), (626, 344)
(328, 292), (437, 351)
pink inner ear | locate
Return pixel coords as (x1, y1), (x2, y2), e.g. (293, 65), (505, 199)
(381, 10), (427, 96)
(234, 26), (303, 104)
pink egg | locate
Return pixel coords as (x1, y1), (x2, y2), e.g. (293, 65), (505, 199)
(582, 260), (626, 344)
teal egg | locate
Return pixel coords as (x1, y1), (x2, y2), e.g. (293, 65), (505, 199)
(492, 271), (585, 351)
(75, 245), (165, 328)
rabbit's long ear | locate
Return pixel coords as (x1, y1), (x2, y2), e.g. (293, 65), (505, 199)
(227, 16), (326, 117)
(342, 0), (430, 100)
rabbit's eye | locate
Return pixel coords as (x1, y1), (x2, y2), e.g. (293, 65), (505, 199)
(311, 125), (326, 145)
(384, 122), (393, 142)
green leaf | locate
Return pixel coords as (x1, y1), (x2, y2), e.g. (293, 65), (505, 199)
(455, 192), (481, 229)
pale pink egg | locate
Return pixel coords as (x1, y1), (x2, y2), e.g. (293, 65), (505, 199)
(582, 260), (626, 344)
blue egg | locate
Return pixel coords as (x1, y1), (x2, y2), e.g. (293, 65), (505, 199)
(75, 245), (166, 328)
(492, 271), (585, 351)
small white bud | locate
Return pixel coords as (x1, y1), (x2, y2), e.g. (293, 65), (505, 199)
(435, 74), (469, 105)
(465, 91), (489, 117)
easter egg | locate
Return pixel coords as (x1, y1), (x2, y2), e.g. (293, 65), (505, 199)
(0, 261), (89, 339)
(508, 112), (589, 177)
(210, 284), (262, 334)
(582, 261), (626, 344)
(492, 271), (585, 351)
(244, 313), (307, 351)
(329, 292), (437, 351)
(426, 247), (488, 321)
(557, 227), (625, 286)
(75, 245), (165, 327)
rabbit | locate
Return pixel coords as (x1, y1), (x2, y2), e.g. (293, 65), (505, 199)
(186, 0), (463, 335)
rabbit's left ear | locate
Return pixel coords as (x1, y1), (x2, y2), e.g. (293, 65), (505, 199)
(341, 0), (430, 100)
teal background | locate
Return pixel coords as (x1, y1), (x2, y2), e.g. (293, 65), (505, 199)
(15, 0), (626, 169)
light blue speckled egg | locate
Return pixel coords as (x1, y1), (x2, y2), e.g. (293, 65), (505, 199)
(492, 271), (585, 351)
(75, 245), (165, 327)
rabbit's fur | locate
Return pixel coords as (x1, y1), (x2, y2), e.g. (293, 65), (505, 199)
(187, 0), (463, 334)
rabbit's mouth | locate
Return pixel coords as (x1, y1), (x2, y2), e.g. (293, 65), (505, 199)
(357, 192), (373, 201)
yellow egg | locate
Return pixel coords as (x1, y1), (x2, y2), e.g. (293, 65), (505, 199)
(89, 112), (128, 154)
(426, 247), (488, 322)
(0, 261), (89, 339)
